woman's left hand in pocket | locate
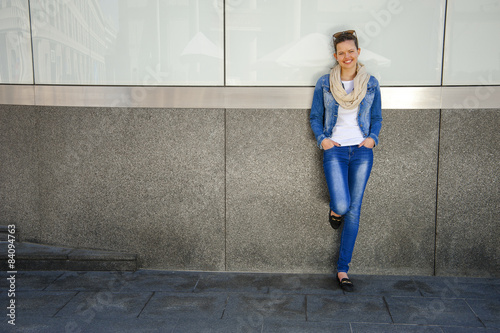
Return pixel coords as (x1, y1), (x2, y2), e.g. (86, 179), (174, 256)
(358, 138), (375, 148)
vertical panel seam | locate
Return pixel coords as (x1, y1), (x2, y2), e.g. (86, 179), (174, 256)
(224, 107), (227, 271)
(223, 0), (226, 87)
(28, 0), (36, 85)
(434, 109), (442, 276)
(36, 105), (42, 243)
(223, 0), (227, 271)
(440, 0), (449, 86)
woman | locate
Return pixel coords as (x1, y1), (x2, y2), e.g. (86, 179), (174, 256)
(310, 30), (382, 292)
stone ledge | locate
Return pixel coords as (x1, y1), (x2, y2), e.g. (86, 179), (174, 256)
(1, 259), (138, 271)
(0, 225), (20, 241)
(0, 241), (137, 271)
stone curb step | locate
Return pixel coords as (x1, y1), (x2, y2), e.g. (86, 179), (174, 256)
(0, 225), (19, 241)
(0, 241), (137, 271)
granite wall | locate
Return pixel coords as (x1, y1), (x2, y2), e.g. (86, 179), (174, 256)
(1, 105), (498, 277)
(436, 109), (500, 277)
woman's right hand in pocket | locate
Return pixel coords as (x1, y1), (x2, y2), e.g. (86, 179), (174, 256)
(321, 138), (339, 150)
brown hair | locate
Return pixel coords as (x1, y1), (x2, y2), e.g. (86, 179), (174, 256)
(333, 30), (358, 53)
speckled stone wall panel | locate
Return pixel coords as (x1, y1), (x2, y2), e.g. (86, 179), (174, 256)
(226, 109), (337, 273)
(35, 106), (225, 271)
(436, 109), (500, 277)
(0, 105), (40, 238)
(352, 109), (440, 276)
(2, 104), (497, 277)
(226, 109), (440, 275)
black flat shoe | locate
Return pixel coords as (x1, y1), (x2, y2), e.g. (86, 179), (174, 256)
(338, 277), (354, 292)
(329, 212), (344, 229)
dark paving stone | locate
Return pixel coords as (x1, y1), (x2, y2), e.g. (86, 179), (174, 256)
(0, 317), (71, 333)
(119, 270), (200, 292)
(306, 294), (392, 323)
(2, 271), (498, 332)
(45, 271), (136, 291)
(55, 291), (153, 319)
(267, 273), (343, 296)
(262, 318), (351, 332)
(426, 276), (499, 284)
(76, 318), (272, 333)
(466, 298), (500, 329)
(195, 272), (342, 295)
(385, 296), (483, 327)
(174, 318), (264, 333)
(194, 272), (274, 293)
(0, 271), (64, 291)
(13, 291), (78, 317)
(140, 292), (228, 320)
(1, 317), (178, 333)
(441, 326), (500, 333)
(352, 322), (444, 332)
(347, 275), (422, 297)
(413, 276), (500, 299)
(223, 293), (306, 322)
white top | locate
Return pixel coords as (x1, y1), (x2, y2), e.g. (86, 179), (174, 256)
(329, 80), (365, 146)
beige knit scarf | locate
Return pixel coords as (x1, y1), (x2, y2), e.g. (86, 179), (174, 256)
(330, 63), (370, 110)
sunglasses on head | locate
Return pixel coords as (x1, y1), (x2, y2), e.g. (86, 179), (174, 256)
(333, 30), (356, 39)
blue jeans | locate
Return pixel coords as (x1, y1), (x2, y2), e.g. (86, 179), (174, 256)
(323, 145), (374, 273)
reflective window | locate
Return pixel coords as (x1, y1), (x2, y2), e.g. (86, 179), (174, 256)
(30, 0), (224, 85)
(1, 0), (498, 87)
(443, 0), (500, 85)
(0, 0), (33, 84)
(225, 0), (446, 86)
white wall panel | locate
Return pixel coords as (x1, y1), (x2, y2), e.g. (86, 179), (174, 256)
(225, 0), (446, 86)
(30, 0), (223, 85)
(443, 0), (500, 85)
(0, 0), (33, 84)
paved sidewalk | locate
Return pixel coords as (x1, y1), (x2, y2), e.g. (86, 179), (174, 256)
(1, 270), (499, 332)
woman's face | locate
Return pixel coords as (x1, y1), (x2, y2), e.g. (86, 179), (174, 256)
(334, 40), (360, 71)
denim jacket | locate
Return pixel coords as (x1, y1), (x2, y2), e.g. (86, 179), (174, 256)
(310, 74), (382, 148)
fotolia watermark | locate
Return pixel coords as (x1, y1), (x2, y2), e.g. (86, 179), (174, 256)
(64, 272), (135, 333)
(453, 74), (497, 109)
(233, 275), (302, 332)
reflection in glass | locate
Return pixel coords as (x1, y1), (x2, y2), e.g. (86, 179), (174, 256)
(226, 0), (445, 86)
(0, 0), (33, 84)
(5, 0), (498, 87)
(443, 0), (500, 85)
(30, 0), (223, 85)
